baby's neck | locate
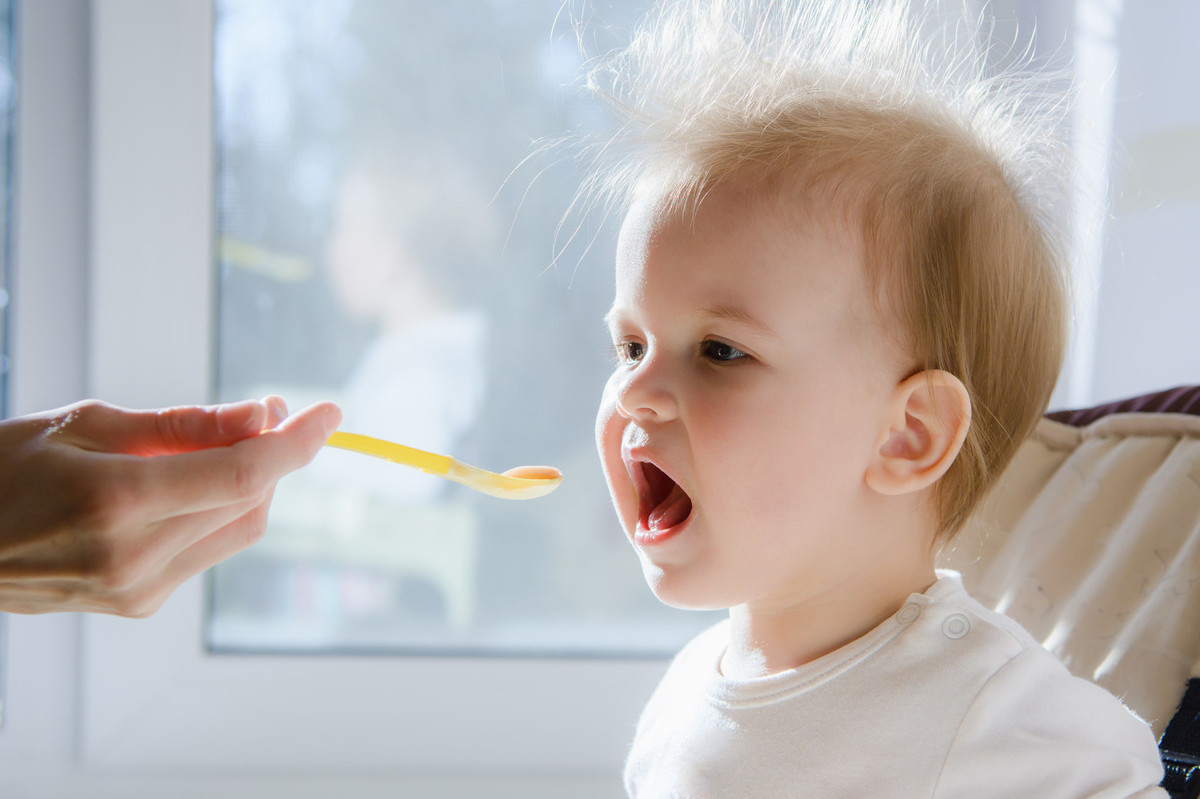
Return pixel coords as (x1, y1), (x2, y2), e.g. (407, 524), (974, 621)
(720, 555), (937, 680)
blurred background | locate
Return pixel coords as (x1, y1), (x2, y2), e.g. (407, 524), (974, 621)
(0, 0), (1196, 796)
(206, 0), (714, 659)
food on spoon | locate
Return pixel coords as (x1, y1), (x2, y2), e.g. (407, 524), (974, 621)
(503, 466), (563, 480)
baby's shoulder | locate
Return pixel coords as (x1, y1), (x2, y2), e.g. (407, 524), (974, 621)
(889, 575), (1155, 744)
(909, 576), (1164, 795)
(889, 572), (1052, 682)
(930, 641), (1165, 795)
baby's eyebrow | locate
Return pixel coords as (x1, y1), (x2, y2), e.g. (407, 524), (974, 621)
(701, 304), (775, 337)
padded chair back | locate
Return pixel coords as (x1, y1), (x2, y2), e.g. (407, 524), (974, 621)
(940, 386), (1200, 791)
(943, 387), (1200, 797)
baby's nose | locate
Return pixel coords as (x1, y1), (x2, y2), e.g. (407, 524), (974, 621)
(615, 354), (679, 422)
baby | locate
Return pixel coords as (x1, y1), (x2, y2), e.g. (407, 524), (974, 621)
(587, 0), (1167, 795)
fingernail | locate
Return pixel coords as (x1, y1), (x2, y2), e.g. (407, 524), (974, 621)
(217, 399), (266, 436)
(323, 402), (343, 433)
(264, 395), (291, 429)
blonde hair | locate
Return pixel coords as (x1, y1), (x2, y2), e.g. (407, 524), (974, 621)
(583, 0), (1071, 541)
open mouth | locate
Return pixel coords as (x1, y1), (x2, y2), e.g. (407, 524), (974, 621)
(636, 461), (694, 537)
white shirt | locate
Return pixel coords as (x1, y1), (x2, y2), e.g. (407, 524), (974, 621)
(625, 572), (1167, 798)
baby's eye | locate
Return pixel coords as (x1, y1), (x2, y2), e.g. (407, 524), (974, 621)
(701, 339), (748, 362)
(615, 340), (646, 365)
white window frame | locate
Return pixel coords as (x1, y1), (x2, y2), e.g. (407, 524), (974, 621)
(3, 2), (665, 794)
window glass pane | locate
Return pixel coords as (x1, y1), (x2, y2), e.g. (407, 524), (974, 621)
(0, 0), (10, 729)
(208, 0), (718, 656)
(1089, 0), (1200, 402)
(0, 0), (11, 417)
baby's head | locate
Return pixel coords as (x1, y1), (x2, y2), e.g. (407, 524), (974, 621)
(591, 0), (1069, 606)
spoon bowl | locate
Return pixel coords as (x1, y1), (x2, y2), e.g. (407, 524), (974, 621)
(324, 431), (562, 500)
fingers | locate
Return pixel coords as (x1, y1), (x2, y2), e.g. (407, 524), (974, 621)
(132, 401), (341, 522)
(54, 398), (282, 456)
(152, 489), (280, 613)
(94, 480), (282, 618)
(0, 482), (274, 617)
(0, 579), (121, 615)
(0, 397), (341, 617)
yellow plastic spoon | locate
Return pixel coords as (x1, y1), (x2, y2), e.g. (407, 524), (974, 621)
(324, 431), (562, 500)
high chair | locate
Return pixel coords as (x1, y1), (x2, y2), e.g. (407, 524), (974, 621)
(943, 386), (1200, 798)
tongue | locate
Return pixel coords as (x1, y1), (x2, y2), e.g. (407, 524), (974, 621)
(647, 483), (692, 531)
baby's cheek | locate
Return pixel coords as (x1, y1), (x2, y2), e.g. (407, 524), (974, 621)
(594, 380), (621, 461)
(594, 388), (633, 517)
(706, 416), (831, 512)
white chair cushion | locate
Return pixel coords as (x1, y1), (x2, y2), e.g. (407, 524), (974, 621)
(944, 413), (1200, 735)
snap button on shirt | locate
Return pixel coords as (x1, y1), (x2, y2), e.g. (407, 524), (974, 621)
(942, 613), (971, 639)
(896, 603), (921, 625)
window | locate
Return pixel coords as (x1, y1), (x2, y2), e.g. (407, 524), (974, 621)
(0, 0), (11, 420)
(70, 2), (682, 786)
(1080, 0), (1200, 403)
(207, 0), (718, 658)
(0, 0), (11, 733)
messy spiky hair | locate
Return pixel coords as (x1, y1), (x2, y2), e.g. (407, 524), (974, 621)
(584, 0), (1071, 542)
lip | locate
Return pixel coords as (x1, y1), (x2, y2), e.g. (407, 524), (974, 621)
(623, 445), (694, 547)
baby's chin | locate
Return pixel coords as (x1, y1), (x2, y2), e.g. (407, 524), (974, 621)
(639, 558), (732, 612)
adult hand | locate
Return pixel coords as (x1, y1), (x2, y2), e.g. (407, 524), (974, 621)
(0, 396), (341, 617)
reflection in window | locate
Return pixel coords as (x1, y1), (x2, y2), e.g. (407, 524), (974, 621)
(208, 0), (718, 655)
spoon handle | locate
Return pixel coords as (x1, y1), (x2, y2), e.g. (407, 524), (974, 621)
(325, 431), (452, 476)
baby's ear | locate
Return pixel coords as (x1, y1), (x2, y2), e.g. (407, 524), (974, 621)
(865, 370), (971, 496)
